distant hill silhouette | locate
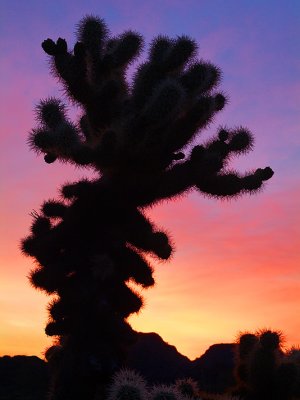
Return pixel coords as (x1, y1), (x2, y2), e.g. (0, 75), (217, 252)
(0, 332), (236, 399)
(0, 355), (48, 399)
(127, 332), (236, 392)
(191, 342), (236, 392)
(126, 332), (192, 383)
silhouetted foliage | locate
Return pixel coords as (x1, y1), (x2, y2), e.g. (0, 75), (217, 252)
(22, 15), (273, 400)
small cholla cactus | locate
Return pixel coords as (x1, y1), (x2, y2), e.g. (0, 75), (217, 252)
(248, 329), (283, 398)
(233, 332), (258, 394)
(231, 329), (299, 400)
(150, 384), (182, 400)
(287, 346), (300, 361)
(22, 14), (274, 400)
(107, 369), (148, 400)
(175, 378), (200, 398)
(286, 347), (300, 397)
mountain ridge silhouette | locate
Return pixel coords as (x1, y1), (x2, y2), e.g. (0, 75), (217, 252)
(0, 332), (236, 398)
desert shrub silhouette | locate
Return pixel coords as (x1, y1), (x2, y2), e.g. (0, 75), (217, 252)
(21, 15), (273, 400)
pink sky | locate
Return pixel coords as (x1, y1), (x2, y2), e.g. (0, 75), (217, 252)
(0, 0), (299, 359)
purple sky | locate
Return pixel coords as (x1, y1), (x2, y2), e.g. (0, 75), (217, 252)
(1, 0), (300, 358)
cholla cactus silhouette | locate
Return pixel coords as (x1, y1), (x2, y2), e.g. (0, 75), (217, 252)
(233, 332), (258, 395)
(107, 369), (148, 400)
(150, 384), (182, 400)
(21, 14), (273, 400)
(206, 396), (240, 400)
(232, 329), (298, 400)
(286, 347), (300, 397)
(175, 378), (199, 398)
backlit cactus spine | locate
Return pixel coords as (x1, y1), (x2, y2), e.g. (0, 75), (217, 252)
(21, 15), (273, 400)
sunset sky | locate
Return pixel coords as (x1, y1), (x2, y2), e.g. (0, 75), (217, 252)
(0, 0), (299, 360)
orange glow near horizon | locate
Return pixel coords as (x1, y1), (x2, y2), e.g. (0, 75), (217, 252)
(1, 189), (300, 360)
